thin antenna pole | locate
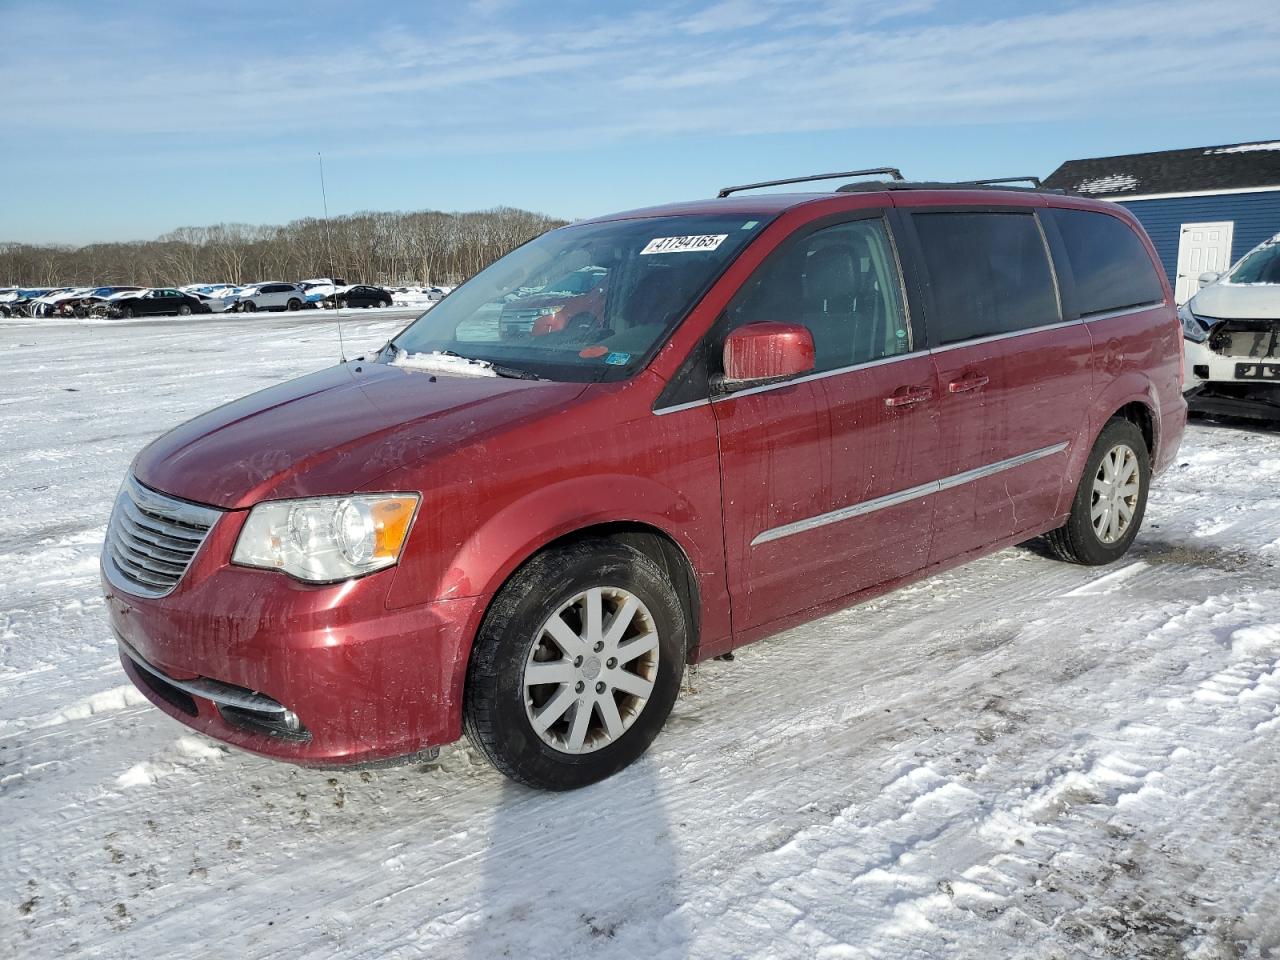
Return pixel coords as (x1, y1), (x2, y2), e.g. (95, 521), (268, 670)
(318, 152), (347, 362)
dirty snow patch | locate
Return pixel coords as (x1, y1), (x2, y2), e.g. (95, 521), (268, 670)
(390, 349), (498, 377)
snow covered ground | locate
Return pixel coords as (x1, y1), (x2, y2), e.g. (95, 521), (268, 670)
(1, 313), (1278, 959)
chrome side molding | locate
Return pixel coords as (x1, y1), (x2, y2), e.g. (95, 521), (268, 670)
(751, 441), (1069, 546)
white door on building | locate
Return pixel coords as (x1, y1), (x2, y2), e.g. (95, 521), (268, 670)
(1175, 221), (1234, 304)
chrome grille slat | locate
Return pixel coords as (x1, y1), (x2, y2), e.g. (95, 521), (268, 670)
(111, 526), (192, 564)
(108, 528), (188, 574)
(116, 497), (206, 545)
(102, 476), (222, 598)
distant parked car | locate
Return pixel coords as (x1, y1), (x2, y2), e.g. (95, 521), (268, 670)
(187, 289), (241, 313)
(322, 285), (393, 309)
(1181, 233), (1280, 420)
(2, 288), (65, 317)
(55, 286), (145, 317)
(106, 288), (211, 319)
(300, 281), (343, 306)
(233, 282), (307, 312)
(29, 288), (90, 317)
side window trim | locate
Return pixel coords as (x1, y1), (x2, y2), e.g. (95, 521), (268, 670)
(1036, 206), (1081, 321)
(1033, 210), (1066, 325)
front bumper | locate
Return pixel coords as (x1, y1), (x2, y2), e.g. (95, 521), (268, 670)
(1184, 337), (1280, 420)
(105, 533), (487, 765)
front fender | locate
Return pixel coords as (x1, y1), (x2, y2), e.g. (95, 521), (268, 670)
(436, 472), (715, 606)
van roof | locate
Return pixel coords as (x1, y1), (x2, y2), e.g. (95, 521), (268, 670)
(582, 182), (1122, 225)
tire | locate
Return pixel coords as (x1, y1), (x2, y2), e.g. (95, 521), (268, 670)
(178, 305), (192, 316)
(337, 299), (348, 310)
(379, 300), (390, 309)
(287, 298), (301, 311)
(242, 300), (256, 313)
(1045, 418), (1150, 565)
(122, 307), (134, 319)
(464, 539), (688, 790)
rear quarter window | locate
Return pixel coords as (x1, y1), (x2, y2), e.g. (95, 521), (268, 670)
(1049, 208), (1165, 316)
(912, 211), (1059, 346)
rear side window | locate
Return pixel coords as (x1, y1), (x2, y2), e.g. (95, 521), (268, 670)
(913, 212), (1058, 345)
(1050, 208), (1164, 315)
(726, 217), (911, 372)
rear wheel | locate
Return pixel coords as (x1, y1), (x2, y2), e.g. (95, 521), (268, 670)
(464, 540), (687, 790)
(1045, 418), (1150, 565)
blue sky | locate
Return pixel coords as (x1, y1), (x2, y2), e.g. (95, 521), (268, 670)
(2, 0), (1277, 245)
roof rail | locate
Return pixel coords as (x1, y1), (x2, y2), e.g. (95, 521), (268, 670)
(969, 176), (1042, 187)
(835, 179), (1067, 195)
(716, 168), (904, 198)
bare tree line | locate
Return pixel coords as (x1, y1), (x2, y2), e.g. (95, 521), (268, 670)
(0, 206), (567, 288)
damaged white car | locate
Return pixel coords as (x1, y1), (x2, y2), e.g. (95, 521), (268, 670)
(1181, 233), (1280, 420)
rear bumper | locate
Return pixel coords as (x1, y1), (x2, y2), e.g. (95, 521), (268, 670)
(106, 561), (486, 766)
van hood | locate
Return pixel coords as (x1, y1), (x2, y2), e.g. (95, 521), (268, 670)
(1190, 283), (1280, 321)
(133, 361), (587, 510)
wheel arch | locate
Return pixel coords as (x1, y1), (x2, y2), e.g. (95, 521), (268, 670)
(1113, 399), (1156, 457)
(459, 517), (704, 663)
(1058, 374), (1161, 517)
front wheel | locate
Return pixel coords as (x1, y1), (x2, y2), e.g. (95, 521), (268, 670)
(177, 304), (191, 316)
(1045, 418), (1150, 565)
(379, 299), (390, 309)
(464, 539), (687, 790)
(242, 300), (256, 313)
(287, 298), (301, 311)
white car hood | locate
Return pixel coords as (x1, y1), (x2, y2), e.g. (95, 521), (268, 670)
(1190, 283), (1280, 321)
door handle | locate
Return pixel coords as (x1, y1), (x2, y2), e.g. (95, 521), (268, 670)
(884, 386), (934, 408)
(948, 374), (989, 394)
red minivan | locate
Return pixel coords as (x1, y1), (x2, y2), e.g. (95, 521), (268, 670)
(104, 172), (1185, 789)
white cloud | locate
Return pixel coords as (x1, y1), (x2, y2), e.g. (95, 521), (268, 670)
(2, 0), (1277, 160)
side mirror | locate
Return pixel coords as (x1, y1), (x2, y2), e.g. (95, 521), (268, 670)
(1197, 271), (1221, 288)
(720, 322), (815, 391)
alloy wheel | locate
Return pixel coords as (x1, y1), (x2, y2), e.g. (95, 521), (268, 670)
(1091, 443), (1140, 544)
(523, 586), (660, 754)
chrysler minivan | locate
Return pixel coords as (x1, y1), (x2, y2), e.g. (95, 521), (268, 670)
(104, 172), (1185, 790)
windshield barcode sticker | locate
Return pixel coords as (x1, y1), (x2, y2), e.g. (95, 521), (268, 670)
(640, 234), (728, 255)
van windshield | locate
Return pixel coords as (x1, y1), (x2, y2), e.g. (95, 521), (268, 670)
(384, 214), (769, 382)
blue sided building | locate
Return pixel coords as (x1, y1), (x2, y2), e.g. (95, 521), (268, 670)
(1044, 141), (1280, 305)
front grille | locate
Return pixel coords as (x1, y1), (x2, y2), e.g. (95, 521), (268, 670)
(103, 476), (222, 598)
(500, 307), (546, 331)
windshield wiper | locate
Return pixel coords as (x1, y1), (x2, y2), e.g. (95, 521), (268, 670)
(488, 362), (543, 380)
(440, 350), (544, 380)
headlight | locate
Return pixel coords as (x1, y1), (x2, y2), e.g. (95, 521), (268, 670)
(232, 494), (419, 582)
(1177, 303), (1210, 343)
